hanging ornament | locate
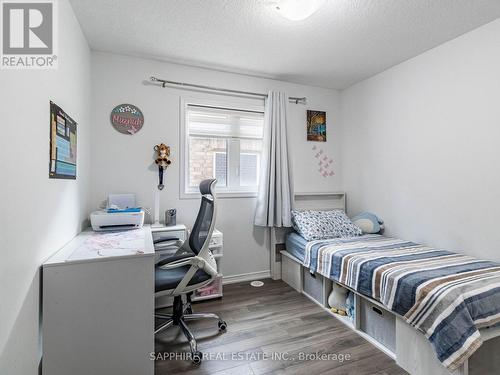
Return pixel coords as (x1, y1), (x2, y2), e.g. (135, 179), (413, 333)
(154, 143), (172, 190)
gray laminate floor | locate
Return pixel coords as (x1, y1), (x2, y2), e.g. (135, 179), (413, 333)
(154, 279), (407, 375)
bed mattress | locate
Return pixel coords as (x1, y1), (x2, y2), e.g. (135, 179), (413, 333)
(285, 232), (376, 264)
(285, 232), (308, 263)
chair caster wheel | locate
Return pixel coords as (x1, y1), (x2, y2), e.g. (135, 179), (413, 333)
(192, 351), (202, 365)
(218, 320), (227, 331)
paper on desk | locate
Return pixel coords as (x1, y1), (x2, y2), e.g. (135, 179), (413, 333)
(67, 229), (145, 261)
(108, 193), (136, 209)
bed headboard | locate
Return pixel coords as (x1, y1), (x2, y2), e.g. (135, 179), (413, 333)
(293, 192), (346, 211)
(270, 192), (347, 280)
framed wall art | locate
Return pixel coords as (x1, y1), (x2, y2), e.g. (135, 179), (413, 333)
(49, 101), (77, 179)
(307, 110), (326, 142)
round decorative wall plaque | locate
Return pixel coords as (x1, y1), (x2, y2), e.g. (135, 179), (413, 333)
(110, 104), (144, 134)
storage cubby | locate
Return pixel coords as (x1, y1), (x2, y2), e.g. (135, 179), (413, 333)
(359, 297), (396, 352)
(302, 269), (324, 304)
(280, 249), (395, 356)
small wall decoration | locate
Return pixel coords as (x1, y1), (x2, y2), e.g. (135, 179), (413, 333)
(110, 104), (144, 134)
(307, 110), (326, 142)
(312, 145), (335, 178)
(49, 101), (77, 179)
(154, 143), (172, 190)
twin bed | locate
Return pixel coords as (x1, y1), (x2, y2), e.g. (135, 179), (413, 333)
(277, 193), (500, 375)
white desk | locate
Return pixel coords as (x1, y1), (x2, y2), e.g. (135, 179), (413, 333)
(42, 226), (155, 375)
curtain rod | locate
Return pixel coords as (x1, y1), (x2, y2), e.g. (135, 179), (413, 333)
(149, 76), (307, 104)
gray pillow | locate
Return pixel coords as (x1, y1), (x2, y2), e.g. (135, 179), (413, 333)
(291, 209), (362, 241)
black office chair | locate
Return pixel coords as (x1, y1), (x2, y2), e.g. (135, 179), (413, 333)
(154, 179), (226, 365)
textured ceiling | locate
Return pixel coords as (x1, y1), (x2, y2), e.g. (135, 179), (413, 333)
(69, 0), (500, 89)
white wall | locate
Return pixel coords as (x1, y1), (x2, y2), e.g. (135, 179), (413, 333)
(90, 52), (341, 278)
(340, 18), (500, 262)
(0, 1), (91, 373)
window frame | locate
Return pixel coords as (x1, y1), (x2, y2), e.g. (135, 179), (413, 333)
(180, 97), (265, 199)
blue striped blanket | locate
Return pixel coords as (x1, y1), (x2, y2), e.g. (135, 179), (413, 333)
(303, 234), (500, 370)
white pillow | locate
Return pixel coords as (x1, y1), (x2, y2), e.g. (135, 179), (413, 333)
(291, 209), (362, 241)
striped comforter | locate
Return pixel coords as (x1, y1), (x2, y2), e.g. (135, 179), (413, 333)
(303, 234), (500, 370)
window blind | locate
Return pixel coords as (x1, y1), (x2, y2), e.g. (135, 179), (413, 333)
(187, 105), (264, 139)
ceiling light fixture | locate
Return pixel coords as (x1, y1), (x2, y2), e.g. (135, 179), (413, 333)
(275, 0), (324, 21)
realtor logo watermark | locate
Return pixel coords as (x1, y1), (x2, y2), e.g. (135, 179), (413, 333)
(1, 0), (57, 69)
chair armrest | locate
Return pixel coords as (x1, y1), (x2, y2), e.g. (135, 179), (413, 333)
(154, 237), (184, 246)
(157, 256), (217, 278)
(158, 256), (201, 270)
(156, 253), (193, 268)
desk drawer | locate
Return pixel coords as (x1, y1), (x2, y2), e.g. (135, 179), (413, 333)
(153, 230), (186, 242)
(192, 275), (223, 301)
(153, 230), (186, 253)
(210, 246), (223, 258)
(209, 235), (223, 248)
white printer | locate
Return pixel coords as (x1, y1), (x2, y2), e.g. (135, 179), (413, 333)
(90, 194), (145, 231)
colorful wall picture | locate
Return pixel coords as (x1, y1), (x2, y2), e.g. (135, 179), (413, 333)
(49, 101), (77, 179)
(110, 104), (144, 134)
(307, 110), (326, 142)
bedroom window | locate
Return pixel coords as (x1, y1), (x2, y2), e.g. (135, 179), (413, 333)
(182, 102), (264, 197)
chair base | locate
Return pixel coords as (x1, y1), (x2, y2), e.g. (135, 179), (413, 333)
(155, 294), (227, 365)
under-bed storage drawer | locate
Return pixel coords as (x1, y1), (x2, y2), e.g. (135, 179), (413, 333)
(302, 269), (324, 304)
(360, 298), (396, 352)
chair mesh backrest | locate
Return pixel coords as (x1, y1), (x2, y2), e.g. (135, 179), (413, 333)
(188, 180), (216, 254)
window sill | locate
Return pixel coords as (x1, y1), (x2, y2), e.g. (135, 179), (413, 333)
(180, 191), (258, 200)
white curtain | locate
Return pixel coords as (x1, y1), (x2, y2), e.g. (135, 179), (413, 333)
(254, 91), (294, 227)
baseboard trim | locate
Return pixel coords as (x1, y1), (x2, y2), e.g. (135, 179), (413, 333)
(222, 270), (271, 285)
